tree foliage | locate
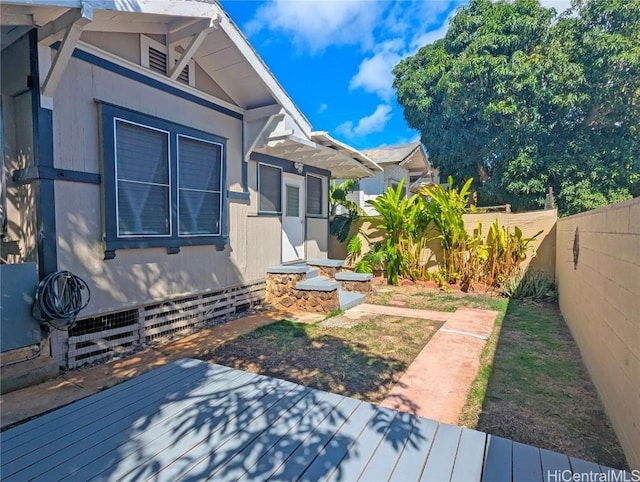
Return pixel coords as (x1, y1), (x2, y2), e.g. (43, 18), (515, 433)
(393, 0), (640, 215)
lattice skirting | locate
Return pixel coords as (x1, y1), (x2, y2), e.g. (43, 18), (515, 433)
(65, 280), (265, 369)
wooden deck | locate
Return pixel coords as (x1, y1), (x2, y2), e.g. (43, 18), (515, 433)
(0, 359), (628, 481)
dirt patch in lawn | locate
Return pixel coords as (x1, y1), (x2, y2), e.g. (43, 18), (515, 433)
(370, 284), (508, 313)
(203, 315), (442, 403)
(474, 300), (628, 469)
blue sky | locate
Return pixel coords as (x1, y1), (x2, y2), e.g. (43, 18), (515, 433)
(220, 0), (572, 151)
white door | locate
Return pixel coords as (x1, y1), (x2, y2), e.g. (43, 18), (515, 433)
(282, 174), (305, 263)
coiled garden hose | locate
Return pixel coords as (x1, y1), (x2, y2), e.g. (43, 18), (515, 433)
(32, 270), (91, 331)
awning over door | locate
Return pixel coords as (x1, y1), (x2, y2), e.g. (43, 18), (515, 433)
(253, 130), (382, 179)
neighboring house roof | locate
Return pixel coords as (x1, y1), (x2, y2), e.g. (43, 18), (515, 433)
(1, 0), (380, 178)
(362, 142), (428, 171)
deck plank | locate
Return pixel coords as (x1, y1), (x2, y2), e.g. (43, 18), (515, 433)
(298, 402), (378, 482)
(351, 410), (416, 482)
(204, 388), (346, 482)
(570, 457), (602, 475)
(1, 361), (183, 446)
(265, 398), (362, 482)
(44, 369), (259, 480)
(240, 396), (361, 482)
(388, 417), (438, 482)
(450, 428), (487, 482)
(325, 406), (400, 482)
(482, 435), (513, 482)
(1, 360), (216, 479)
(132, 379), (308, 482)
(513, 441), (543, 482)
(540, 448), (571, 482)
(421, 423), (463, 482)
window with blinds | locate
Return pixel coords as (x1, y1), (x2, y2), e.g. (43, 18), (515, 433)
(306, 175), (323, 216)
(102, 103), (226, 252)
(115, 120), (171, 236)
(178, 136), (222, 236)
(258, 164), (282, 213)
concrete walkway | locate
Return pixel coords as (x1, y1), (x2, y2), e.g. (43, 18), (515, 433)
(380, 307), (499, 423)
(0, 309), (322, 429)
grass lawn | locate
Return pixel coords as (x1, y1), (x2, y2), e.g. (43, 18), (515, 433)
(470, 300), (628, 469)
(204, 314), (442, 403)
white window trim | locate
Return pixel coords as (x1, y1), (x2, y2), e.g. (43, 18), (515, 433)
(305, 173), (324, 217)
(177, 134), (224, 237)
(140, 35), (196, 87)
(113, 117), (173, 238)
(257, 163), (283, 215)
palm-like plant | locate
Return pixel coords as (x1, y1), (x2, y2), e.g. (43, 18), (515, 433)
(420, 176), (474, 281)
(367, 179), (432, 285)
(329, 179), (364, 242)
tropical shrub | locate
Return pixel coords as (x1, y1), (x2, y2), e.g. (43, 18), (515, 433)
(500, 270), (557, 301)
(329, 179), (363, 242)
(485, 220), (542, 284)
(420, 176), (480, 284)
(350, 176), (543, 290)
(366, 179), (432, 285)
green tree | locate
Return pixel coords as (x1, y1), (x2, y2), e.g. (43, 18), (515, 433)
(393, 0), (640, 215)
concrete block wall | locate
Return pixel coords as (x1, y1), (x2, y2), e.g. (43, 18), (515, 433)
(555, 198), (640, 470)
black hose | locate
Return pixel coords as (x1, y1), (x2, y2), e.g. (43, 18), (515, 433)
(32, 271), (91, 331)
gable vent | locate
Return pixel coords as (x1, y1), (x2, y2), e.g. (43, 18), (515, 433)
(148, 46), (167, 75)
(176, 61), (190, 85)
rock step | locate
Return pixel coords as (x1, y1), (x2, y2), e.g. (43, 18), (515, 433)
(339, 291), (366, 311)
(266, 265), (320, 279)
(295, 277), (340, 292)
(306, 258), (344, 269)
(335, 272), (373, 282)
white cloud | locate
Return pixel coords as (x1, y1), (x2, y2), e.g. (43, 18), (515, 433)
(538, 0), (573, 13)
(317, 103), (328, 114)
(245, 0), (383, 54)
(410, 16), (453, 52)
(349, 10), (456, 101)
(349, 40), (403, 100)
(336, 104), (393, 138)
